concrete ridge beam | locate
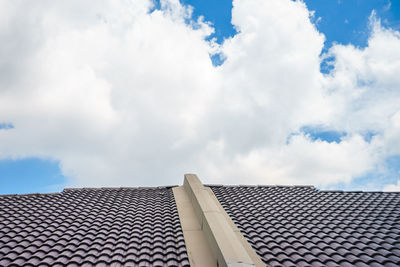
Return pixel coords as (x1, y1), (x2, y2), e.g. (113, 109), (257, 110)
(177, 174), (265, 267)
(173, 185), (215, 266)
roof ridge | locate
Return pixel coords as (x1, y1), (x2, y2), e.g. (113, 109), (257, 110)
(0, 186), (180, 197)
(3, 185), (397, 197)
(205, 184), (316, 189)
(62, 185), (179, 192)
(0, 192), (61, 197)
(318, 189), (398, 193)
(207, 184), (400, 193)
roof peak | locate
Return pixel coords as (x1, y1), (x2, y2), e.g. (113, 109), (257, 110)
(0, 192), (60, 197)
(206, 184), (316, 189)
(62, 185), (178, 192)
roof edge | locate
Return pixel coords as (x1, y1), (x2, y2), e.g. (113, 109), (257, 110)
(0, 192), (61, 197)
(62, 185), (179, 192)
(205, 184), (316, 189)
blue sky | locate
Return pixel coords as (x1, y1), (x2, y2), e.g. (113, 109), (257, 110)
(185, 0), (400, 46)
(0, 158), (66, 194)
(185, 0), (400, 67)
(1, 0), (400, 193)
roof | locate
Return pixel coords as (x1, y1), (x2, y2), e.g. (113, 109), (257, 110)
(0, 187), (189, 266)
(211, 185), (400, 267)
(0, 175), (399, 267)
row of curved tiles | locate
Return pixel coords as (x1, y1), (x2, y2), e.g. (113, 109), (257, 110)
(211, 185), (400, 267)
(0, 188), (190, 266)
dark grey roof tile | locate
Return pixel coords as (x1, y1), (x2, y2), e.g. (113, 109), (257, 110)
(0, 258), (11, 266)
(13, 257), (27, 265)
(211, 186), (400, 266)
(353, 260), (370, 267)
(296, 259), (312, 267)
(267, 259), (282, 266)
(388, 254), (400, 263)
(0, 188), (188, 266)
(26, 256), (41, 265)
(324, 260), (340, 267)
(339, 262), (354, 267)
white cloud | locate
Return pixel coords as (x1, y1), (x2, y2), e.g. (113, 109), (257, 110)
(0, 0), (399, 189)
(200, 134), (378, 186)
(383, 180), (400, 192)
(324, 15), (400, 133)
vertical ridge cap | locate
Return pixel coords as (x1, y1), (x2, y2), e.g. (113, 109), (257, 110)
(181, 174), (265, 267)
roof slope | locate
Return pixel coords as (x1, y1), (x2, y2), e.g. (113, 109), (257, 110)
(0, 187), (189, 266)
(211, 185), (400, 267)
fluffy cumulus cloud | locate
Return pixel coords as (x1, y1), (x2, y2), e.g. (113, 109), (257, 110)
(0, 0), (399, 189)
(384, 180), (400, 192)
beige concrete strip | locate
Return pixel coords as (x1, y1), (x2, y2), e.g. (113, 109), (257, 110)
(183, 174), (266, 267)
(173, 186), (216, 266)
(205, 187), (265, 267)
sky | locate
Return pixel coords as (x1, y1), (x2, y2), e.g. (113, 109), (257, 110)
(0, 0), (400, 194)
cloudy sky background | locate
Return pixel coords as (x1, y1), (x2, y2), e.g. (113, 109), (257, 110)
(0, 0), (400, 193)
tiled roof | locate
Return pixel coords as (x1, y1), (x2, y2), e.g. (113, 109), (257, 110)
(211, 185), (400, 267)
(0, 187), (189, 266)
(1, 176), (400, 267)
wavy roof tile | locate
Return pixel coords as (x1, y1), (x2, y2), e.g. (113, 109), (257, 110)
(210, 185), (400, 267)
(1, 175), (399, 267)
(0, 187), (189, 266)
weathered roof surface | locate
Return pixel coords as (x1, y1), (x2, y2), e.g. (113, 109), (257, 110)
(0, 187), (189, 266)
(210, 185), (400, 267)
